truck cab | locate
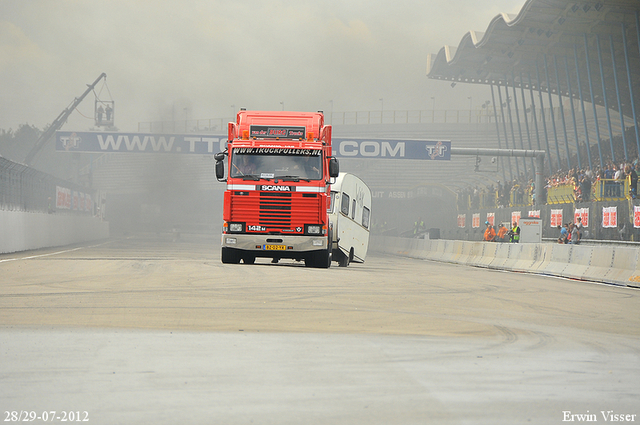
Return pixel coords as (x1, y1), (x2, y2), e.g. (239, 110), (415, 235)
(215, 110), (339, 267)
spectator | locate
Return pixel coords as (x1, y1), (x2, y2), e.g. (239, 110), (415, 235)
(509, 221), (520, 243)
(497, 223), (508, 242)
(580, 175), (591, 202)
(557, 225), (568, 244)
(414, 217), (425, 237)
(576, 217), (583, 234)
(570, 222), (580, 244)
(484, 221), (496, 242)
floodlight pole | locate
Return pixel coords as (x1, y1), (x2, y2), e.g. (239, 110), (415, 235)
(451, 148), (546, 206)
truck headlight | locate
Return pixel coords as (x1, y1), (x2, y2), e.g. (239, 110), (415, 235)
(226, 237), (237, 244)
(306, 224), (321, 235)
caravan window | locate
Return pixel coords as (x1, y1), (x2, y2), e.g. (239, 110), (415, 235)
(340, 193), (350, 215)
(351, 199), (356, 219)
(362, 207), (370, 229)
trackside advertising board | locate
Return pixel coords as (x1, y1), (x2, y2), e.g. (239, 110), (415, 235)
(332, 139), (450, 160)
(57, 132), (451, 160)
(56, 132), (228, 154)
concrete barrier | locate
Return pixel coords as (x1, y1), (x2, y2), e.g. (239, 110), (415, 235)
(489, 243), (511, 270)
(561, 244), (593, 281)
(539, 244), (572, 277)
(426, 240), (446, 261)
(606, 247), (639, 285)
(0, 210), (109, 254)
(531, 244), (550, 271)
(450, 241), (465, 263)
(457, 241), (474, 265)
(476, 242), (498, 268)
(370, 236), (637, 288)
(582, 246), (615, 283)
(468, 242), (486, 267)
(508, 243), (540, 273)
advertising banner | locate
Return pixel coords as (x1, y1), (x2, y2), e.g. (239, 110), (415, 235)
(57, 131), (227, 154)
(486, 212), (495, 226)
(457, 214), (466, 228)
(528, 210), (540, 218)
(55, 185), (92, 212)
(574, 207), (589, 227)
(550, 209), (563, 227)
(333, 139), (451, 160)
(602, 206), (617, 228)
(511, 211), (521, 226)
(56, 186), (71, 210)
(472, 213), (480, 228)
(57, 132), (451, 161)
(635, 206), (640, 228)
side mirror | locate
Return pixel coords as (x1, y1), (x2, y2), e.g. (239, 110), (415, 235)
(214, 152), (226, 181)
(215, 160), (225, 181)
(329, 157), (339, 178)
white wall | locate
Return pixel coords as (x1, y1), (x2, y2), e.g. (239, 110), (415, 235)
(0, 210), (109, 254)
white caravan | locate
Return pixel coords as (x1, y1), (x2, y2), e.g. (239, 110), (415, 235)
(329, 173), (372, 267)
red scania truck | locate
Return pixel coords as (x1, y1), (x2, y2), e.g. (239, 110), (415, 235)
(214, 110), (339, 267)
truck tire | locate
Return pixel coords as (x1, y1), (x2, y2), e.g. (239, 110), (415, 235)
(221, 247), (241, 264)
(306, 235), (331, 268)
(306, 248), (331, 268)
(242, 255), (255, 264)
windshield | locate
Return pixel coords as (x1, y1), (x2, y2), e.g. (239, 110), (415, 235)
(230, 148), (323, 180)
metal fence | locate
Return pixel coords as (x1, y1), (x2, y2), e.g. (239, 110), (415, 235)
(0, 156), (94, 214)
(546, 178), (631, 205)
(136, 107), (575, 133)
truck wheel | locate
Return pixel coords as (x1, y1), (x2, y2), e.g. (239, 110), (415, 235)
(306, 248), (331, 268)
(221, 247), (241, 264)
(243, 255), (255, 264)
(320, 247), (331, 268)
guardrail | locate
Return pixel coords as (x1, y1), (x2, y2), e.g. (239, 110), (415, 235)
(545, 178), (631, 205)
(593, 178), (629, 202)
(547, 184), (576, 204)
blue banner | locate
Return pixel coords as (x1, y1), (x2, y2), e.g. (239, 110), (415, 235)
(332, 139), (451, 160)
(56, 132), (451, 160)
(56, 131), (227, 154)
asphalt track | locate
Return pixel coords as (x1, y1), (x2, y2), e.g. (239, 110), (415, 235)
(1, 234), (638, 425)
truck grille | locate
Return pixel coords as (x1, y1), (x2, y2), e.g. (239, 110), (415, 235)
(230, 191), (322, 231)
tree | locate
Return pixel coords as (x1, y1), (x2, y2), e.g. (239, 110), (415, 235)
(0, 124), (42, 163)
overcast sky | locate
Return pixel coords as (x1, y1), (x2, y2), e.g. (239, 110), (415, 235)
(1, 0), (526, 132)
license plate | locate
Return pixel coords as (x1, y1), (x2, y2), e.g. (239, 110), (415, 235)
(264, 244), (286, 251)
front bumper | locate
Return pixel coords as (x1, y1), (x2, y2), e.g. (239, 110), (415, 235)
(221, 234), (328, 252)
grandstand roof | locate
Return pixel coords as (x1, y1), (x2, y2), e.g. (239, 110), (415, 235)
(427, 0), (640, 122)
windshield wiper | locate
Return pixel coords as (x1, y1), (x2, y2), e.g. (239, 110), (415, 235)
(275, 175), (311, 182)
(241, 174), (261, 181)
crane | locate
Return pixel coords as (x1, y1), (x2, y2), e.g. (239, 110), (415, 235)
(24, 73), (107, 166)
